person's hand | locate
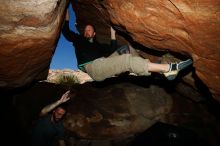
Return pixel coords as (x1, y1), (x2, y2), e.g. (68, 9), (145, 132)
(59, 90), (71, 104)
(65, 9), (70, 21)
(110, 26), (116, 34)
(110, 26), (116, 40)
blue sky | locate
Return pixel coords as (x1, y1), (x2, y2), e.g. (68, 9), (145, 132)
(50, 4), (78, 70)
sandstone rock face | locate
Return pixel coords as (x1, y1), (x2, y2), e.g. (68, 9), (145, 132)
(73, 0), (220, 101)
(47, 69), (93, 84)
(0, 0), (67, 88)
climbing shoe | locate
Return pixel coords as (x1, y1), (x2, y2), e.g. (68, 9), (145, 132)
(163, 59), (193, 80)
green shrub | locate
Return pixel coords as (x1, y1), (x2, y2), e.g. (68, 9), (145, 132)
(55, 74), (79, 86)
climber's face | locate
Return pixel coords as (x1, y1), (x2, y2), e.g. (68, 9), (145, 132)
(84, 25), (96, 39)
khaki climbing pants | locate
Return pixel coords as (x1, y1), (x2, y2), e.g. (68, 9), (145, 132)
(84, 45), (151, 81)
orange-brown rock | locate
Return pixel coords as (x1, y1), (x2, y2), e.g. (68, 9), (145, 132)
(73, 0), (220, 101)
(0, 0), (68, 88)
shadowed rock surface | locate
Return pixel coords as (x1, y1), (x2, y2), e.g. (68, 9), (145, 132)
(64, 81), (172, 139)
(12, 78), (173, 140)
(8, 76), (220, 146)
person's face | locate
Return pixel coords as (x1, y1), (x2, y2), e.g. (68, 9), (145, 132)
(84, 25), (96, 39)
(52, 107), (66, 122)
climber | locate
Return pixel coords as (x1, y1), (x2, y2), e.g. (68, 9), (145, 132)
(62, 7), (193, 81)
(31, 90), (72, 146)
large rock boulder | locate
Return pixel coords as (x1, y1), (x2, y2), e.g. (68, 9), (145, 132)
(12, 79), (172, 140)
(64, 81), (172, 139)
(0, 0), (68, 88)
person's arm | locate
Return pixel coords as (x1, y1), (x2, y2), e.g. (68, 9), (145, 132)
(62, 10), (79, 42)
(39, 90), (71, 116)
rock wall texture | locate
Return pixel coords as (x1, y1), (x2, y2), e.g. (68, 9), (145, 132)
(73, 0), (220, 101)
(0, 0), (68, 88)
(64, 82), (173, 139)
